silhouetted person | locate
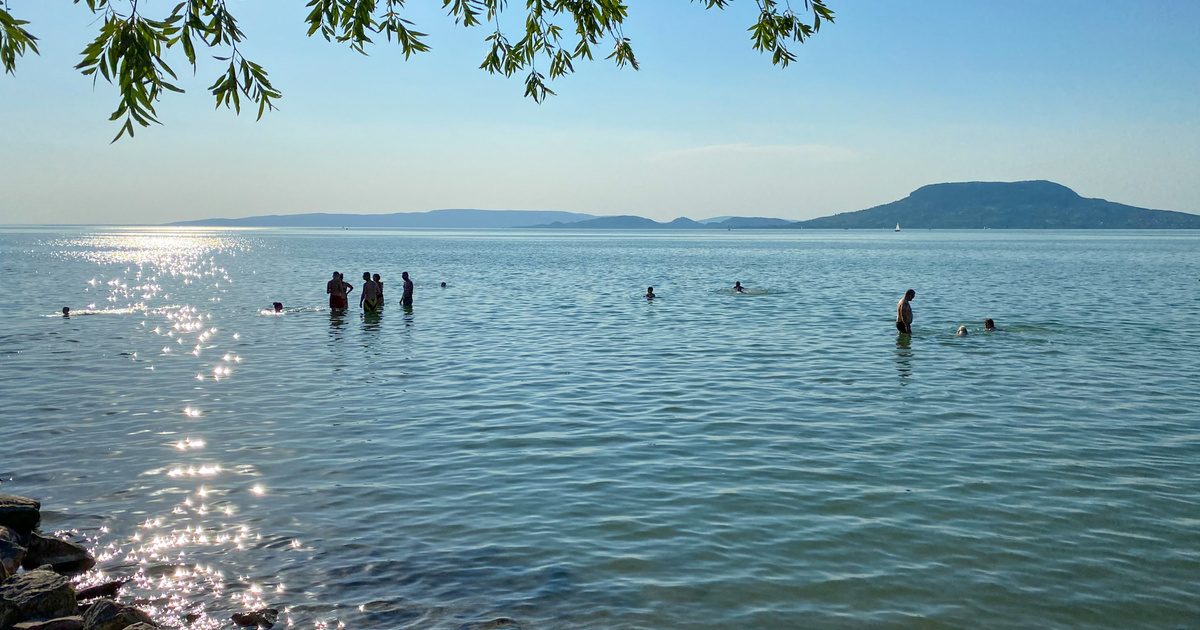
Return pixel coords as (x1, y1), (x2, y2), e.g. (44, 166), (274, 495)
(645, 286), (656, 300)
(896, 289), (915, 334)
(62, 306), (70, 317)
(734, 281), (745, 294)
(328, 272), (352, 311)
(984, 318), (996, 332)
(373, 273), (384, 305)
(360, 272), (380, 311)
(401, 271), (414, 307)
(440, 281), (447, 288)
(273, 302), (283, 313)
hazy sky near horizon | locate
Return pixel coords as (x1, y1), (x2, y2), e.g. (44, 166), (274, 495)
(2, 1), (1199, 224)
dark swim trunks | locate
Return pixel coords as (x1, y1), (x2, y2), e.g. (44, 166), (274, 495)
(330, 295), (348, 310)
(896, 321), (911, 334)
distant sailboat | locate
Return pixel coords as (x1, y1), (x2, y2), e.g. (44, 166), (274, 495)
(894, 223), (901, 232)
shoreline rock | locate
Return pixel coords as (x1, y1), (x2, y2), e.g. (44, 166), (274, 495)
(0, 495), (158, 630)
(0, 498), (40, 535)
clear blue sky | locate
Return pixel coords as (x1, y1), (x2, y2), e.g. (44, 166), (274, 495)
(2, 1), (1198, 224)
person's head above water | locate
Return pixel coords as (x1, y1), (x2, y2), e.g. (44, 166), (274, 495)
(984, 318), (995, 331)
(645, 286), (655, 297)
(273, 302), (283, 313)
(440, 281), (446, 288)
(956, 325), (969, 336)
(62, 306), (70, 316)
(905, 289), (916, 300)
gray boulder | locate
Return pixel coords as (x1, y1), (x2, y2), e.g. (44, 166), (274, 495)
(80, 599), (154, 630)
(231, 608), (278, 628)
(0, 569), (78, 627)
(0, 526), (28, 580)
(120, 624), (156, 630)
(22, 534), (95, 574)
(0, 496), (40, 534)
(12, 615), (84, 630)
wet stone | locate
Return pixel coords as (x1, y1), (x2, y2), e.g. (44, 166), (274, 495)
(0, 569), (78, 627)
(12, 615), (85, 630)
(22, 534), (95, 574)
(230, 608), (278, 628)
(80, 599), (154, 630)
(0, 526), (28, 580)
(0, 496), (41, 535)
(74, 581), (126, 602)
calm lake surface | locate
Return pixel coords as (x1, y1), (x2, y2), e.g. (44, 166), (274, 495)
(1, 227), (1197, 629)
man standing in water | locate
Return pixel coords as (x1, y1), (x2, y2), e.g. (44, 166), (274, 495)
(896, 289), (916, 334)
(400, 271), (414, 307)
(327, 272), (352, 311)
(360, 272), (380, 312)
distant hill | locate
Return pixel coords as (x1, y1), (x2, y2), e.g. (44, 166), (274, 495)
(529, 215), (792, 229)
(531, 215), (704, 229)
(792, 181), (1200, 229)
(169, 209), (596, 228)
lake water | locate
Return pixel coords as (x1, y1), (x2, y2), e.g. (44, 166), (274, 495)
(1, 227), (1197, 629)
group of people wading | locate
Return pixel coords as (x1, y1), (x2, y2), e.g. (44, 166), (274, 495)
(327, 270), (413, 312)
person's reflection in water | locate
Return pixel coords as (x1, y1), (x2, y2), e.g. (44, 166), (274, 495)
(362, 308), (382, 333)
(894, 334), (913, 385)
(328, 307), (347, 341)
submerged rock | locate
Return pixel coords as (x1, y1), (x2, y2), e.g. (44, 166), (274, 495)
(12, 615), (85, 630)
(80, 598), (154, 630)
(230, 608), (278, 628)
(0, 495), (41, 534)
(0, 525), (28, 580)
(74, 580), (127, 602)
(22, 534), (95, 574)
(0, 569), (78, 627)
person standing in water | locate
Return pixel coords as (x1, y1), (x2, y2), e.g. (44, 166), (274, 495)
(327, 272), (352, 311)
(400, 271), (414, 307)
(373, 273), (384, 306)
(734, 281), (745, 294)
(984, 318), (996, 332)
(896, 289), (916, 334)
(645, 286), (656, 300)
(360, 272), (380, 311)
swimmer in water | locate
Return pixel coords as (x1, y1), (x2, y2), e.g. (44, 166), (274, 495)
(984, 318), (996, 332)
(273, 302), (283, 313)
(734, 281), (745, 293)
(956, 325), (969, 336)
(373, 273), (384, 306)
(62, 306), (70, 317)
(440, 281), (447, 288)
(645, 286), (656, 300)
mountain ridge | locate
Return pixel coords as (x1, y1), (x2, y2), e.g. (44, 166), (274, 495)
(792, 180), (1200, 229)
(165, 181), (1200, 229)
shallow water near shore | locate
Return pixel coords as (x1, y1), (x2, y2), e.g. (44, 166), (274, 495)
(1, 227), (1198, 628)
